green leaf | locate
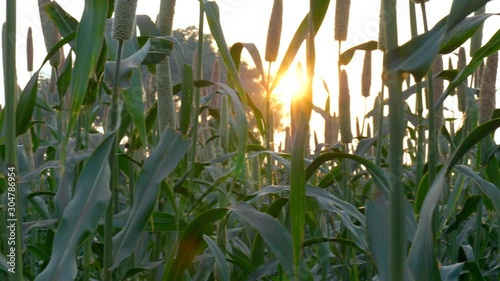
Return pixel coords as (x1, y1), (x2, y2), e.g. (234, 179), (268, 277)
(16, 71), (39, 136)
(437, 28), (500, 110)
(111, 210), (187, 232)
(104, 38), (174, 90)
(229, 202), (313, 281)
(35, 134), (114, 281)
(443, 196), (481, 235)
(386, 0), (491, 81)
(440, 263), (464, 281)
(306, 152), (390, 199)
(45, 2), (79, 37)
(111, 129), (190, 269)
(454, 165), (500, 218)
(121, 261), (165, 280)
(269, 0), (330, 92)
(229, 42), (266, 86)
(366, 197), (415, 281)
(408, 118), (500, 280)
(64, 0), (108, 169)
(57, 52), (73, 98)
(0, 253), (9, 273)
(228, 42), (267, 134)
(203, 1), (245, 101)
(339, 41), (377, 65)
(164, 208), (229, 281)
(445, 0), (490, 31)
(103, 20), (173, 144)
(135, 15), (160, 36)
(215, 83), (248, 178)
(440, 14), (494, 54)
(203, 235), (230, 281)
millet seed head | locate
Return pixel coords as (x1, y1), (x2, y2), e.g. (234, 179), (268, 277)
(457, 47), (467, 112)
(112, 0), (138, 41)
(339, 70), (353, 144)
(479, 52), (498, 123)
(265, 0), (283, 62)
(361, 51), (372, 97)
(157, 0), (176, 36)
(335, 0), (351, 42)
(27, 27), (33, 72)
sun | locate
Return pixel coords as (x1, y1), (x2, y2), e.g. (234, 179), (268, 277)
(271, 64), (307, 114)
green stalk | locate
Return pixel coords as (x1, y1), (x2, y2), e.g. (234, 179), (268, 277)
(5, 1), (24, 280)
(157, 0), (177, 131)
(187, 1), (204, 212)
(419, 2), (437, 185)
(289, 2), (314, 278)
(265, 63), (273, 187)
(103, 39), (124, 281)
(375, 86), (384, 166)
(382, 1), (406, 281)
(408, 1), (425, 185)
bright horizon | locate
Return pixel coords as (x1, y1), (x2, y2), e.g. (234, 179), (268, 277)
(1, 0), (499, 144)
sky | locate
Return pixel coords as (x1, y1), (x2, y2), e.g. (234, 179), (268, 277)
(1, 0), (499, 144)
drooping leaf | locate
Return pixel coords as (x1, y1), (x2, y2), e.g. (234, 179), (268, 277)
(121, 261), (165, 280)
(229, 202), (313, 281)
(35, 134), (114, 281)
(306, 152), (390, 198)
(45, 2), (79, 37)
(440, 14), (494, 54)
(408, 118), (500, 280)
(442, 195), (481, 235)
(203, 235), (230, 281)
(440, 263), (465, 281)
(164, 208), (229, 281)
(366, 197), (415, 281)
(104, 38), (174, 90)
(110, 210), (187, 232)
(385, 0), (491, 81)
(339, 41), (378, 66)
(454, 165), (500, 218)
(103, 20), (173, 144)
(436, 28), (500, 110)
(16, 71), (39, 136)
(111, 129), (190, 269)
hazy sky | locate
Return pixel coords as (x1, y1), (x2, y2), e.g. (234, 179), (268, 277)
(1, 0), (499, 143)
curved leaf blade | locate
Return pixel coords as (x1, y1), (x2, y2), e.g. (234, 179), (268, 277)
(111, 129), (190, 269)
(229, 202), (313, 281)
(165, 208), (229, 281)
(408, 118), (500, 280)
(35, 134), (114, 281)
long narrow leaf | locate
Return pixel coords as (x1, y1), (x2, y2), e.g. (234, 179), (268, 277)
(111, 129), (190, 269)
(229, 202), (313, 281)
(35, 134), (114, 281)
(408, 118), (500, 280)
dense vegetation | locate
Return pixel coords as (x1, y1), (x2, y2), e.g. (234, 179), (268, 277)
(1, 0), (499, 280)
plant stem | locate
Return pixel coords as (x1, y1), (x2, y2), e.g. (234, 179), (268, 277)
(382, 1), (406, 280)
(187, 1), (204, 213)
(408, 1), (425, 186)
(103, 39), (124, 281)
(420, 2), (437, 185)
(375, 85), (384, 166)
(266, 62), (273, 187)
(5, 1), (24, 280)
